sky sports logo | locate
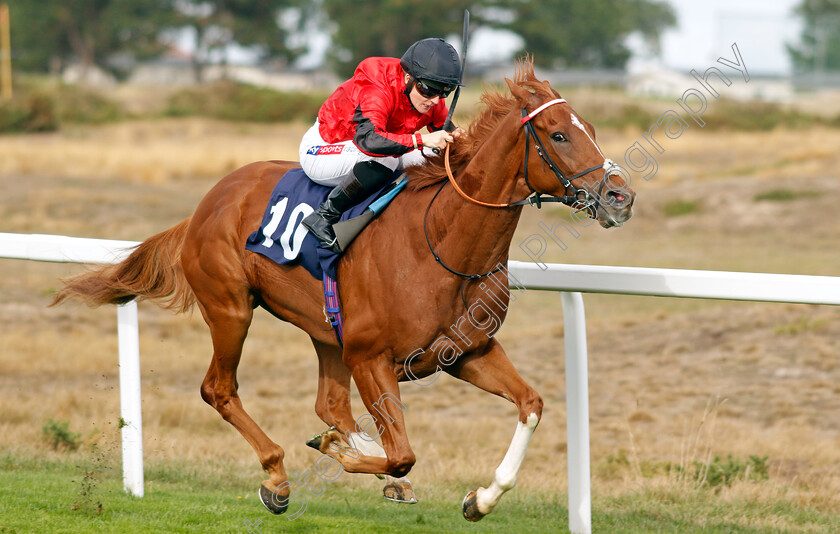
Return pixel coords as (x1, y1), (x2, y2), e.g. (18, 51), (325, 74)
(306, 144), (345, 156)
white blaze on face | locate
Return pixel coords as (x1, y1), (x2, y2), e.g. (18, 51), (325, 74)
(570, 113), (605, 159)
(570, 113), (586, 133)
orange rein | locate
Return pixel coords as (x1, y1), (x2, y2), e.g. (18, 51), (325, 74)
(443, 144), (513, 209)
(442, 97), (569, 209)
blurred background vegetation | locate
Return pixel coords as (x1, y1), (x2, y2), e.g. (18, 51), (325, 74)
(3, 78), (840, 135)
(0, 0), (839, 133)
(3, 0), (677, 79)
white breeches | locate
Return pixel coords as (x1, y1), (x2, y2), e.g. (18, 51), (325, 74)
(298, 121), (429, 186)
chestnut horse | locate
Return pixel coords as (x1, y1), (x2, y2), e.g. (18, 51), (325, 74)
(53, 60), (634, 521)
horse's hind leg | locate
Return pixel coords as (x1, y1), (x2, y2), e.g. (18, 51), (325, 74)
(444, 338), (543, 522)
(308, 339), (417, 504)
(194, 285), (290, 515)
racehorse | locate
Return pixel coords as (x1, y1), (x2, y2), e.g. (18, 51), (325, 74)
(52, 59), (634, 521)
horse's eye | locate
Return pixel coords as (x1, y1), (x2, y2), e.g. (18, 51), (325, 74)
(551, 132), (567, 143)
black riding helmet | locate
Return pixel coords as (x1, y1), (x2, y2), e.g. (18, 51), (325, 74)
(400, 38), (463, 94)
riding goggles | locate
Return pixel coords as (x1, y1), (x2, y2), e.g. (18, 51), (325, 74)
(414, 78), (455, 99)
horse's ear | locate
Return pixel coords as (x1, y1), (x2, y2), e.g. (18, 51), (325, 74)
(505, 78), (531, 107)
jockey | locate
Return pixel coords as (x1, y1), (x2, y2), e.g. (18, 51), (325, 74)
(300, 37), (466, 252)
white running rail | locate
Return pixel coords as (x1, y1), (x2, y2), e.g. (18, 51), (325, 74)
(2, 233), (840, 532)
(506, 260), (840, 534)
(0, 233), (144, 497)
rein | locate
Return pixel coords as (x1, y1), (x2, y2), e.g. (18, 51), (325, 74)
(423, 180), (504, 308)
(425, 97), (618, 306)
(441, 98), (619, 216)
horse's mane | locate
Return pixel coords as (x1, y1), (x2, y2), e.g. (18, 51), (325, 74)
(406, 57), (558, 192)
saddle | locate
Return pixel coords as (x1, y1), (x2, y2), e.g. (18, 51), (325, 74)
(245, 167), (406, 345)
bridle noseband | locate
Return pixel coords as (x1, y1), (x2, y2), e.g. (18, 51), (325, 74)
(519, 99), (611, 217)
(427, 97), (623, 303)
(442, 97), (623, 218)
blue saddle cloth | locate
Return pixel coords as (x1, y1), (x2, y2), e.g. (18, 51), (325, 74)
(245, 167), (401, 280)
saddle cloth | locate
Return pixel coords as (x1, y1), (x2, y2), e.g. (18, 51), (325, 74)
(245, 167), (399, 280)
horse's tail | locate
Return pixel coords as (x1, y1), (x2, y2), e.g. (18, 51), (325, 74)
(51, 218), (196, 313)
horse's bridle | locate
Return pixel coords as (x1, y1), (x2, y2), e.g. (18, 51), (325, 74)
(442, 98), (623, 219)
(427, 98), (622, 303)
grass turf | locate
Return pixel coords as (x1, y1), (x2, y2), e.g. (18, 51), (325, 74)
(1, 454), (838, 533)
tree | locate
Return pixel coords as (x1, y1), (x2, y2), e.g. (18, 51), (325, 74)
(5, 0), (305, 81)
(487, 0), (676, 69)
(172, 0), (307, 82)
(788, 0), (840, 72)
(321, 0), (473, 79)
(4, 0), (173, 76)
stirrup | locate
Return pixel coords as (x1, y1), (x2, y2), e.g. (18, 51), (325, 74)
(302, 213), (342, 253)
(322, 236), (341, 254)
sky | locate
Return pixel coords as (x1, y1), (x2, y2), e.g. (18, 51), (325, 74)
(655, 0), (802, 75)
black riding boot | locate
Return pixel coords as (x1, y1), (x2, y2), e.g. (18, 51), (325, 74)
(302, 161), (393, 252)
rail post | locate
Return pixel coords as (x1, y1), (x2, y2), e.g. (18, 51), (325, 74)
(118, 300), (144, 497)
(560, 292), (592, 534)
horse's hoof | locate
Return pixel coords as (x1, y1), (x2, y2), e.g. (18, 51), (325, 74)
(306, 434), (323, 451)
(306, 426), (336, 451)
(462, 489), (486, 522)
(383, 479), (418, 504)
(258, 484), (289, 515)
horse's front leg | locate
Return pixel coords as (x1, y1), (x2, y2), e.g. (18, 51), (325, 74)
(445, 338), (543, 521)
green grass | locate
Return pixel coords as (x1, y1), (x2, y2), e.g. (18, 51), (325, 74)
(661, 199), (703, 217)
(592, 491), (836, 534)
(773, 316), (830, 335)
(1, 453), (837, 533)
(753, 188), (820, 203)
(41, 419), (83, 451)
(0, 454), (564, 533)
